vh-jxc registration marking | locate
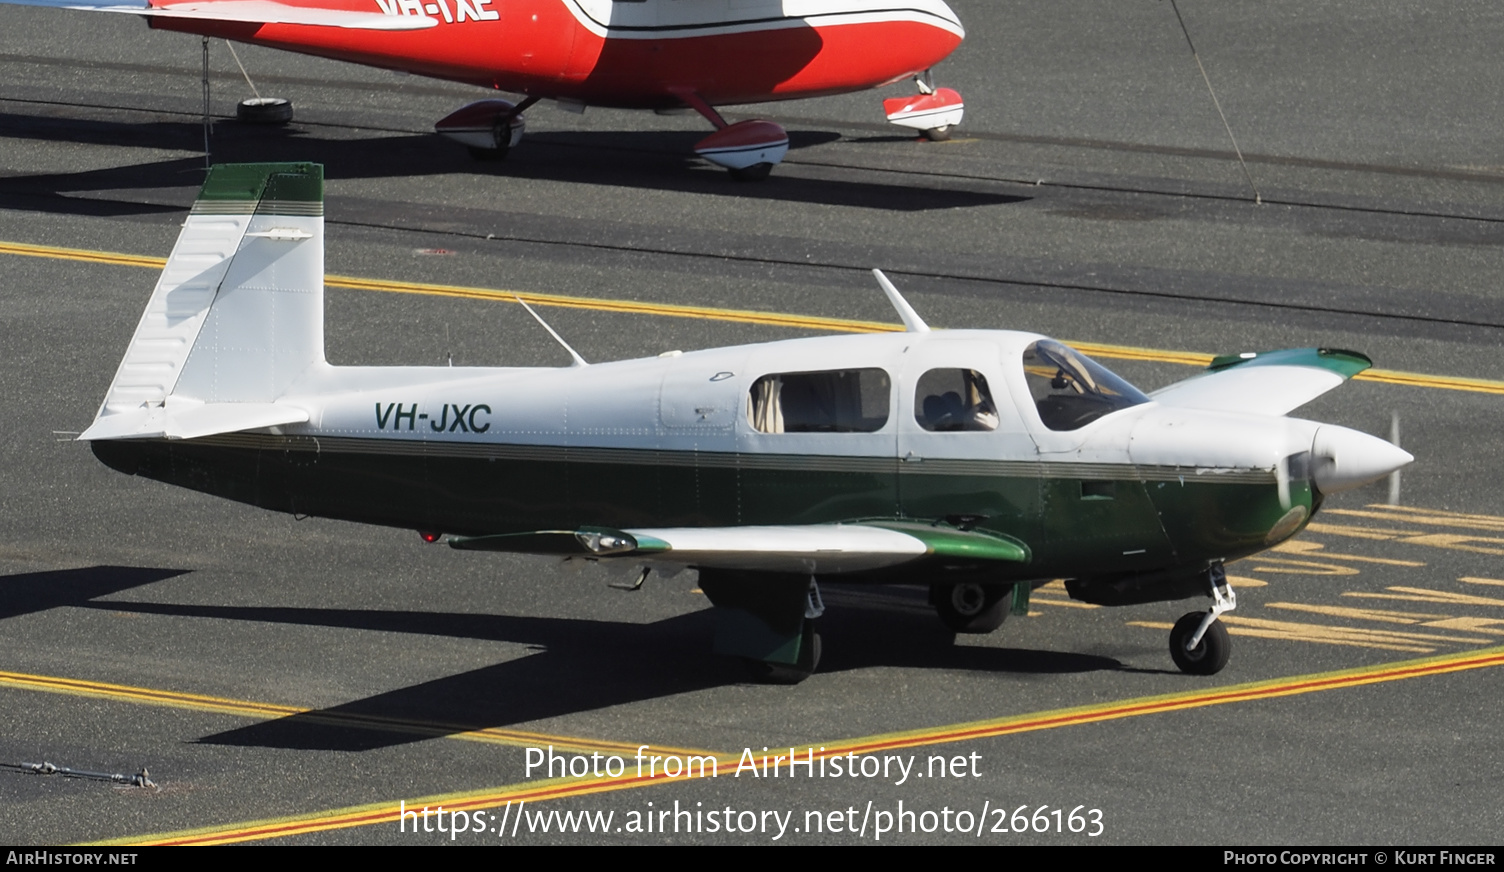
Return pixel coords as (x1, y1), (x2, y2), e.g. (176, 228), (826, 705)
(375, 403), (492, 433)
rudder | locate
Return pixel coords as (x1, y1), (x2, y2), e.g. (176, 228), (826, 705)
(83, 162), (324, 440)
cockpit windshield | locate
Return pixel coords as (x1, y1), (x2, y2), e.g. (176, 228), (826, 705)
(1021, 340), (1149, 431)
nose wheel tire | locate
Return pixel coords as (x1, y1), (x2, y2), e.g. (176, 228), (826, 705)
(922, 125), (952, 142)
(1170, 612), (1231, 675)
(931, 581), (1009, 633)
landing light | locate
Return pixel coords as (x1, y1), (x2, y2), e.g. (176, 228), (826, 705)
(576, 531), (636, 555)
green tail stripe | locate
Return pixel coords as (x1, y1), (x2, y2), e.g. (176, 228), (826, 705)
(195, 162), (324, 210)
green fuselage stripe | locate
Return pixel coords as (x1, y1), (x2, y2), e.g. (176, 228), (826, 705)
(94, 435), (1305, 583)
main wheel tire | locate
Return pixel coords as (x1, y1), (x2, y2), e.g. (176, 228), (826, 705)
(236, 97), (293, 125)
(728, 162), (774, 182)
(1169, 612), (1231, 675)
(745, 626), (821, 685)
(931, 581), (1009, 633)
(922, 125), (952, 142)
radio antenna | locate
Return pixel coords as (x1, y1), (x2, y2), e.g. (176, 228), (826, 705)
(514, 296), (588, 367)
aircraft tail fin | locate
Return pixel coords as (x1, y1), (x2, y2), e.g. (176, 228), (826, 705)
(82, 162), (325, 441)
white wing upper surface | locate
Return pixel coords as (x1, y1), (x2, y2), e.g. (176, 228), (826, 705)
(1149, 349), (1372, 417)
(450, 522), (1031, 575)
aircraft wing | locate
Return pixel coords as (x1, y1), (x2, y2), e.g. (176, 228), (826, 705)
(449, 521), (1031, 575)
(1, 0), (437, 30)
(1149, 347), (1371, 417)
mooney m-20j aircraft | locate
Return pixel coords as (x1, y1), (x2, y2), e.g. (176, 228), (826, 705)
(82, 164), (1412, 681)
(9, 0), (966, 179)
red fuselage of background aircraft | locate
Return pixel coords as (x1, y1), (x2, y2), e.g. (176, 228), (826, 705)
(150, 0), (965, 108)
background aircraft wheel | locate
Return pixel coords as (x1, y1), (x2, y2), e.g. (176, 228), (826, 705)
(728, 162), (774, 182)
(467, 145), (509, 161)
(236, 97), (293, 125)
(1169, 612), (1231, 675)
(745, 626), (821, 685)
(931, 581), (1009, 633)
(922, 125), (952, 142)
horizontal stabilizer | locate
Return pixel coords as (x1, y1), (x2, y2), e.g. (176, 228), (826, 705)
(79, 401), (308, 441)
(1, 0), (437, 29)
(450, 522), (1030, 574)
(1150, 348), (1371, 416)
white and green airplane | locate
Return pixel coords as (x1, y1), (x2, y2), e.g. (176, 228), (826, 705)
(81, 163), (1413, 682)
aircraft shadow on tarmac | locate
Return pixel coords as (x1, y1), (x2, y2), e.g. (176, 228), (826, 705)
(73, 593), (1119, 752)
(0, 566), (190, 620)
(0, 112), (1029, 215)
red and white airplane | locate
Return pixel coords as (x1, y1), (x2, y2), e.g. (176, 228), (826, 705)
(10, 0), (967, 179)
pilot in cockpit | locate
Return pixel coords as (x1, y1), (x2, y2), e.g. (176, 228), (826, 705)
(918, 371), (999, 432)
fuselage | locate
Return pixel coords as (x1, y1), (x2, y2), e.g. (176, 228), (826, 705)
(94, 329), (1320, 583)
(150, 0), (965, 107)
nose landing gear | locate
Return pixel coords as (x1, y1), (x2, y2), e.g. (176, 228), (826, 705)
(883, 71), (965, 142)
(1169, 562), (1235, 675)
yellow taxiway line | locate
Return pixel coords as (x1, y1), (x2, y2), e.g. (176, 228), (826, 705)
(4, 239), (1503, 395)
(0, 669), (711, 759)
(93, 644), (1504, 846)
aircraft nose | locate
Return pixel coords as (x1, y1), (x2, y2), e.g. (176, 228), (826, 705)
(1311, 425), (1414, 494)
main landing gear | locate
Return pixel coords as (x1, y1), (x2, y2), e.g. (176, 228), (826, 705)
(435, 97), (539, 161)
(673, 90), (790, 182)
(1169, 562), (1235, 675)
(930, 581), (1011, 633)
(883, 71), (965, 143)
(699, 571), (823, 684)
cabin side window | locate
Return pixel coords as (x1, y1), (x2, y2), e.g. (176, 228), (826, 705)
(914, 368), (998, 432)
(1021, 339), (1150, 431)
(747, 369), (891, 433)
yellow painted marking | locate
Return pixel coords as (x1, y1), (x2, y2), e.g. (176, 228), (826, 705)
(1461, 577), (1504, 587)
(1266, 602), (1448, 625)
(1419, 617), (1504, 635)
(1027, 597), (1098, 609)
(4, 240), (1503, 394)
(0, 240), (164, 269)
(1394, 533), (1504, 556)
(1328, 507), (1504, 533)
(1132, 620), (1434, 653)
(1135, 615), (1491, 652)
(331, 272), (906, 334)
(1270, 540), (1425, 566)
(1029, 579), (1099, 608)
(0, 670), (711, 758)
(99, 645), (1504, 845)
(1359, 504), (1504, 523)
(1226, 575), (1268, 587)
(1345, 586), (1504, 608)
(1225, 615), (1495, 646)
(1303, 522), (1423, 541)
(1246, 557), (1359, 576)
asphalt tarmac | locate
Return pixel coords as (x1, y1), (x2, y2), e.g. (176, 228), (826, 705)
(2, 0), (1503, 846)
